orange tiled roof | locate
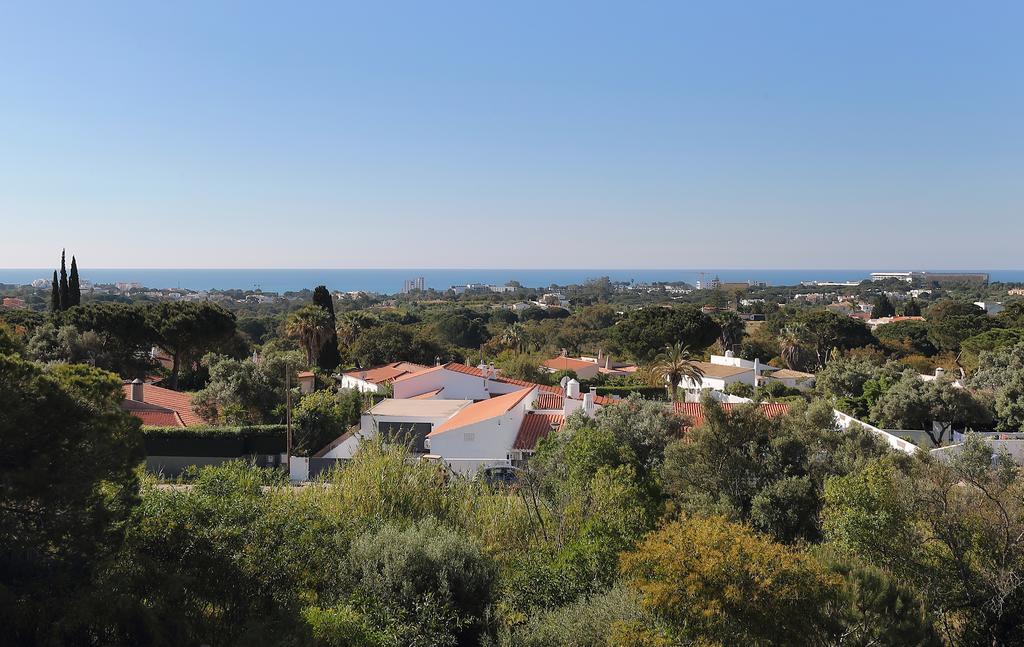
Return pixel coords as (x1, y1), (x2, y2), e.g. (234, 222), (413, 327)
(672, 401), (790, 428)
(121, 383), (209, 427)
(542, 356), (597, 372)
(513, 413), (565, 451)
(344, 361), (428, 385)
(428, 387), (535, 436)
(537, 392), (564, 409)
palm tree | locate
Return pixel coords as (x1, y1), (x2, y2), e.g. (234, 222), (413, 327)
(652, 343), (704, 403)
(286, 305), (333, 366)
(500, 323), (528, 353)
(778, 325), (804, 370)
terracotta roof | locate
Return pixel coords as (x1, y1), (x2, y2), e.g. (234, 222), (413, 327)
(428, 387), (535, 437)
(672, 401), (791, 428)
(542, 356), (597, 372)
(297, 370), (315, 378)
(121, 399), (187, 427)
(409, 388), (444, 399)
(394, 362), (562, 394)
(768, 369), (815, 380)
(513, 413), (565, 451)
(344, 362), (428, 385)
(537, 392), (564, 409)
(121, 383), (208, 427)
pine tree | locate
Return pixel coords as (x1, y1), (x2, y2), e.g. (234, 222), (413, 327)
(871, 293), (895, 319)
(904, 298), (921, 317)
(312, 285), (342, 371)
(50, 271), (60, 312)
(58, 249), (69, 311)
(68, 256), (81, 307)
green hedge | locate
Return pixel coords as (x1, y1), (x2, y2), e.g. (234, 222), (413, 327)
(141, 424), (287, 439)
(593, 386), (668, 401)
(142, 425), (287, 457)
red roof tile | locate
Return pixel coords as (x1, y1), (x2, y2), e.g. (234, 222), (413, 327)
(122, 383), (209, 427)
(344, 361), (428, 385)
(513, 413), (565, 451)
(672, 401), (790, 428)
(537, 393), (564, 409)
(394, 362), (562, 394)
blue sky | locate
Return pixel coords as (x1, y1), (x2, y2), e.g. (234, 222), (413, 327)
(1, 1), (1021, 269)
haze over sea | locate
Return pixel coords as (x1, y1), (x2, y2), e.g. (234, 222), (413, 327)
(2, 269), (1023, 295)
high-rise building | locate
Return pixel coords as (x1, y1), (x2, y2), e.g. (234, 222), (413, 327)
(402, 277), (426, 293)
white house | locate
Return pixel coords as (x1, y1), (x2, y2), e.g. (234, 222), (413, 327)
(763, 369), (815, 391)
(974, 301), (1005, 316)
(392, 362), (562, 401)
(317, 398), (474, 459)
(424, 387), (538, 475)
(678, 361), (755, 392)
(340, 361), (428, 393)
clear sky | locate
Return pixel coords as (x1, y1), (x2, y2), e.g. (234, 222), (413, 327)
(1, 1), (1021, 269)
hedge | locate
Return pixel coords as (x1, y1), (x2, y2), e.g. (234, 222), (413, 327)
(141, 425), (287, 457)
(593, 386), (668, 401)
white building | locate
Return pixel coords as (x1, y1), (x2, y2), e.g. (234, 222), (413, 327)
(318, 398), (473, 460)
(974, 301), (1005, 316)
(677, 361), (756, 392)
(340, 362), (428, 393)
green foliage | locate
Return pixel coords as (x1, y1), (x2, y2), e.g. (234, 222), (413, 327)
(146, 301), (238, 389)
(293, 389), (348, 455)
(347, 518), (496, 646)
(926, 299), (995, 352)
(871, 372), (991, 445)
(874, 319), (936, 356)
(141, 423), (287, 439)
(824, 443), (1024, 644)
(350, 322), (446, 367)
(593, 385), (668, 400)
(871, 293), (896, 318)
(790, 310), (875, 369)
(960, 328), (1024, 373)
(192, 350), (305, 424)
(620, 516), (841, 646)
(612, 305), (719, 362)
(507, 585), (661, 647)
(312, 285), (343, 371)
(0, 355), (143, 643)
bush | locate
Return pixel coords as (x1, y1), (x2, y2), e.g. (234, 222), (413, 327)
(141, 424), (287, 439)
(593, 385), (668, 401)
(508, 585), (661, 647)
(348, 517), (497, 646)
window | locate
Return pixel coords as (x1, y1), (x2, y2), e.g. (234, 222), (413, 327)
(463, 432), (475, 442)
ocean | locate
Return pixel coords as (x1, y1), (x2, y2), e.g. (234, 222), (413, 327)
(1, 268), (1021, 294)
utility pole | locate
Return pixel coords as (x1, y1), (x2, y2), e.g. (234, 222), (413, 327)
(285, 365), (292, 478)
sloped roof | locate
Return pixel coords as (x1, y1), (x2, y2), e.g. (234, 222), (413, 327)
(542, 356), (597, 372)
(672, 401), (791, 428)
(343, 361), (428, 385)
(428, 387), (535, 437)
(513, 413), (565, 451)
(692, 361), (753, 379)
(121, 383), (208, 427)
(121, 399), (186, 427)
(393, 362), (563, 394)
(768, 369), (815, 380)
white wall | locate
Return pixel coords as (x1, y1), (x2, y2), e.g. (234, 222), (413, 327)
(340, 375), (380, 393)
(393, 367), (526, 401)
(833, 409), (920, 455)
(425, 388), (536, 472)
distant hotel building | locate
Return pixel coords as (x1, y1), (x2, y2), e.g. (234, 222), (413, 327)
(870, 271), (989, 285)
(402, 277), (425, 293)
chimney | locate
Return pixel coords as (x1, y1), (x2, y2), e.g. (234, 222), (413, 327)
(130, 378), (144, 402)
(605, 355), (610, 369)
(725, 350), (735, 358)
(935, 367), (945, 378)
(583, 390), (594, 415)
(566, 379), (580, 399)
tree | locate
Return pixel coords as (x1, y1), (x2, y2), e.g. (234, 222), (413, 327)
(824, 444), (1024, 645)
(612, 305), (719, 363)
(58, 248), (69, 311)
(959, 328), (1024, 374)
(874, 319), (937, 356)
(651, 343), (703, 402)
(286, 304), (333, 367)
(712, 311), (745, 354)
(620, 516), (839, 646)
(68, 255), (81, 307)
(871, 293), (896, 318)
(499, 322), (528, 353)
(145, 302), (237, 389)
(347, 518), (497, 646)
(791, 310), (874, 369)
(59, 302), (155, 378)
(293, 389), (347, 455)
(50, 270), (60, 312)
(870, 372), (991, 445)
(192, 350), (303, 424)
(0, 355), (143, 642)
(350, 323), (446, 367)
(903, 297), (922, 317)
(926, 300), (994, 353)
(312, 285), (342, 371)
(433, 311), (489, 349)
(777, 324), (806, 370)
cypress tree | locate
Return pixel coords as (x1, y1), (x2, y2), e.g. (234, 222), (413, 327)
(50, 271), (60, 312)
(871, 293), (895, 319)
(312, 285), (342, 371)
(68, 256), (81, 307)
(904, 298), (921, 317)
(58, 249), (69, 311)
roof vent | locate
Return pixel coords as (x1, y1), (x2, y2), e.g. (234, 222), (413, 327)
(130, 378), (144, 402)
